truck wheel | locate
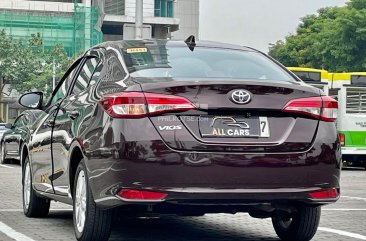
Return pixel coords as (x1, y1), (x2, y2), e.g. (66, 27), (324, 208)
(23, 156), (50, 217)
(73, 160), (112, 241)
(272, 206), (321, 241)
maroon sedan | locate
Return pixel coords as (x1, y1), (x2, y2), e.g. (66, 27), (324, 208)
(19, 38), (340, 241)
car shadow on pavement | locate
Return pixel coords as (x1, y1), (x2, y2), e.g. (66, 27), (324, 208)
(48, 211), (279, 241)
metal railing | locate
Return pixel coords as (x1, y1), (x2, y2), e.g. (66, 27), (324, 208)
(346, 88), (366, 114)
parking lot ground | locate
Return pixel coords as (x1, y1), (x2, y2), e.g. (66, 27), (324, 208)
(0, 163), (365, 241)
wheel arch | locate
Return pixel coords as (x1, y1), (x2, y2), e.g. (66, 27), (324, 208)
(21, 143), (30, 169)
(69, 142), (85, 198)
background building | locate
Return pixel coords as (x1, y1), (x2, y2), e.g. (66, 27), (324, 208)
(0, 0), (199, 122)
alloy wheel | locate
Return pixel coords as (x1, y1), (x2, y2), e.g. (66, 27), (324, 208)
(23, 162), (31, 210)
(75, 170), (87, 233)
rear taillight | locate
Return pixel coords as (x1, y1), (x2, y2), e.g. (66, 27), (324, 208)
(99, 92), (196, 118)
(338, 133), (345, 146)
(309, 188), (338, 199)
(282, 96), (338, 122)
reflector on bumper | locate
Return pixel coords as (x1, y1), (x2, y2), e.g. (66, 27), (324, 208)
(117, 189), (167, 202)
(309, 188), (338, 199)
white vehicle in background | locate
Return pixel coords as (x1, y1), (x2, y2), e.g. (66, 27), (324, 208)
(0, 123), (9, 140)
(334, 72), (366, 169)
(287, 67), (329, 95)
(328, 72), (366, 89)
(0, 123), (10, 160)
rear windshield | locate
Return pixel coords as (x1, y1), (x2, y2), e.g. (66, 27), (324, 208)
(123, 46), (293, 82)
(291, 71), (321, 82)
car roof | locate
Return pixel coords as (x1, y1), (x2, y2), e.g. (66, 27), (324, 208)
(96, 39), (259, 53)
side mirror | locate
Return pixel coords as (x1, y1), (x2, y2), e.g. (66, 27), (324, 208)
(5, 123), (12, 129)
(19, 92), (43, 109)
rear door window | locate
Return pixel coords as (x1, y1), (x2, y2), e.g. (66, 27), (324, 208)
(48, 58), (84, 107)
(13, 116), (24, 128)
(71, 56), (100, 95)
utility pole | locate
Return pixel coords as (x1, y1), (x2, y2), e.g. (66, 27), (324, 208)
(135, 0), (143, 39)
(52, 59), (56, 91)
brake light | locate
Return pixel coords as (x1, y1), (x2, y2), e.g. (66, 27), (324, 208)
(309, 188), (338, 199)
(117, 189), (167, 201)
(282, 96), (338, 122)
(339, 133), (345, 146)
(100, 92), (196, 118)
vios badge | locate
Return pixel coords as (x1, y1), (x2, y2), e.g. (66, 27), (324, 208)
(230, 90), (252, 104)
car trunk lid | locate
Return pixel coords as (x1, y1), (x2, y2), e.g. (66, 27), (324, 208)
(135, 79), (322, 153)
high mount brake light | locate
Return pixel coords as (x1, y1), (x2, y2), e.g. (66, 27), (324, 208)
(282, 96), (338, 122)
(99, 92), (196, 118)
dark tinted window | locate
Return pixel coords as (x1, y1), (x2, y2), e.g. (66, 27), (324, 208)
(351, 75), (366, 85)
(124, 46), (293, 81)
(50, 59), (82, 106)
(97, 49), (128, 95)
(90, 62), (103, 86)
(13, 116), (25, 128)
(22, 114), (31, 125)
(291, 71), (321, 82)
(72, 57), (100, 95)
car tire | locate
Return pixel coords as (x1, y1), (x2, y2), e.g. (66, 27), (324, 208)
(73, 160), (112, 241)
(272, 205), (321, 241)
(1, 143), (6, 164)
(22, 156), (50, 217)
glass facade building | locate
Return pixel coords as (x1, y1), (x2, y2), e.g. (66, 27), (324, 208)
(105, 0), (125, 15)
(155, 0), (174, 17)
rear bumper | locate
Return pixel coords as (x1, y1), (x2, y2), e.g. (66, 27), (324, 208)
(95, 188), (340, 209)
(84, 119), (341, 210)
(341, 147), (366, 155)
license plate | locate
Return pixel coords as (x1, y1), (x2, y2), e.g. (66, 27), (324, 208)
(199, 116), (270, 138)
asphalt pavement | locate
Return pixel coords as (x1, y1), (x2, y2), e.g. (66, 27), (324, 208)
(0, 162), (365, 241)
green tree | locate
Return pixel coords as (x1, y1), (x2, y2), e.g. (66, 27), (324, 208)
(0, 30), (28, 120)
(269, 0), (366, 72)
(0, 30), (26, 97)
(0, 31), (73, 99)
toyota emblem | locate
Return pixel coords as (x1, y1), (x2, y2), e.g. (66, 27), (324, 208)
(230, 90), (251, 104)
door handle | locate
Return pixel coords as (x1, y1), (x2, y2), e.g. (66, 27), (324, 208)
(68, 111), (80, 120)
